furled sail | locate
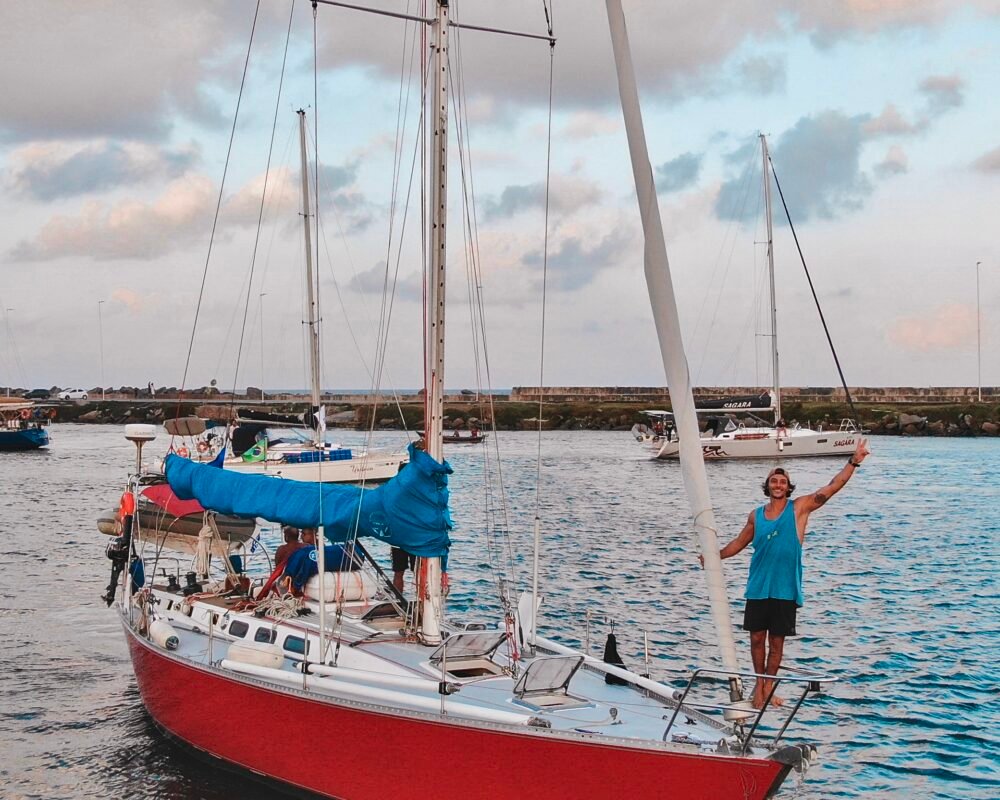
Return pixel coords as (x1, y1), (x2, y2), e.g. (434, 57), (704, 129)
(165, 443), (452, 558)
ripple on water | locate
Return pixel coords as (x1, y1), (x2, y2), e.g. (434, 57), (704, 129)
(1, 427), (998, 799)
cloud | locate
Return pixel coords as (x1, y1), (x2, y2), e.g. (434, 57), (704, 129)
(918, 75), (965, 116)
(10, 174), (216, 262)
(736, 55), (786, 95)
(887, 304), (977, 352)
(309, 2), (995, 114)
(348, 261), (421, 302)
(788, 2), (997, 48)
(561, 112), (620, 140)
(874, 145), (909, 178)
(223, 161), (372, 233)
(717, 112), (871, 223)
(655, 153), (703, 194)
(111, 288), (145, 313)
(863, 104), (918, 137)
(0, 3), (284, 142)
(972, 145), (1000, 173)
(521, 226), (632, 290)
(482, 175), (602, 220)
(5, 140), (199, 201)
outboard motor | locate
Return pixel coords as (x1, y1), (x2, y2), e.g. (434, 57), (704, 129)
(101, 515), (133, 606)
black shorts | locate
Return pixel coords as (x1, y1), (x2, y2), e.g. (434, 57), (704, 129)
(391, 547), (415, 572)
(743, 598), (798, 637)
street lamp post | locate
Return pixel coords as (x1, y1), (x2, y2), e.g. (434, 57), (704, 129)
(4, 309), (12, 397)
(98, 300), (106, 401)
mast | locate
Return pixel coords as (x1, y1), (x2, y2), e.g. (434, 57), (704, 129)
(761, 134), (781, 423)
(298, 108), (327, 663)
(298, 109), (325, 447)
(419, 0), (449, 646)
(605, 0), (743, 686)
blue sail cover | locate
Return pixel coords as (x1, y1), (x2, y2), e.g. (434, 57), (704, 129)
(164, 443), (452, 558)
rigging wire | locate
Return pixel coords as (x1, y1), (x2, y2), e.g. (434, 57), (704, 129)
(363, 11), (431, 441)
(767, 156), (860, 421)
(176, 0), (262, 421)
(223, 0), (298, 428)
(692, 142), (758, 386)
(448, 15), (518, 592)
(532, 3), (557, 645)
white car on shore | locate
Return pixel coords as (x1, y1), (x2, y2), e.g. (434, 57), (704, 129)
(58, 388), (89, 400)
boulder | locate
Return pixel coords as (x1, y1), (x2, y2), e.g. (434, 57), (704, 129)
(927, 420), (946, 435)
(982, 421), (999, 435)
(902, 423), (920, 435)
(898, 413), (927, 428)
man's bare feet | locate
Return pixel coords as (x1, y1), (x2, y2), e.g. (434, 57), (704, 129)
(752, 679), (785, 708)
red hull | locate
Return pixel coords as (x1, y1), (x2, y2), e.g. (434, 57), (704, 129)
(127, 629), (790, 800)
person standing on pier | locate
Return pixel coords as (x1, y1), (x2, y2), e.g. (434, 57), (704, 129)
(708, 439), (870, 708)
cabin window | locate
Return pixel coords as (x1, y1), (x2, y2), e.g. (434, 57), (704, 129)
(254, 628), (277, 644)
(229, 621), (249, 639)
(817, 439), (828, 444)
(283, 635), (310, 655)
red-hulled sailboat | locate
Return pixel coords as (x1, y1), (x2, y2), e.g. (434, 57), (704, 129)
(101, 3), (835, 798)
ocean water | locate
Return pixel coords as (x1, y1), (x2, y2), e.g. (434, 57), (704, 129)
(1, 425), (996, 799)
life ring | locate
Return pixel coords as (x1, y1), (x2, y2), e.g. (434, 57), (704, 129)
(19, 408), (30, 420)
(119, 492), (136, 517)
(196, 441), (209, 454)
(177, 446), (190, 458)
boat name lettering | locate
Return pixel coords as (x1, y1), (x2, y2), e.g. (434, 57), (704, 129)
(834, 439), (855, 447)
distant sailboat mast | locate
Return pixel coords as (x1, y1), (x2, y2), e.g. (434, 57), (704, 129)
(297, 108), (325, 448)
(761, 133), (781, 423)
(419, 0), (450, 647)
(606, 0), (744, 695)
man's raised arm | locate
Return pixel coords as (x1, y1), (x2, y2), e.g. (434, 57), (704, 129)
(799, 438), (870, 513)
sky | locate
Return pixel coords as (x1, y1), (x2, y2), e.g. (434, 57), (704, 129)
(1, 0), (999, 393)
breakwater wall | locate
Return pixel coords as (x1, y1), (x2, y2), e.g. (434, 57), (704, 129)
(44, 397), (1000, 437)
(509, 386), (1000, 404)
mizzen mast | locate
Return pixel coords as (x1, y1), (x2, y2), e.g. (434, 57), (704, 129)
(298, 108), (325, 448)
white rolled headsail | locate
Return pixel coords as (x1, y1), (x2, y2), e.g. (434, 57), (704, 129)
(605, 0), (740, 676)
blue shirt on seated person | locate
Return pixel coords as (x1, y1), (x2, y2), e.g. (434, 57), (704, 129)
(283, 543), (360, 592)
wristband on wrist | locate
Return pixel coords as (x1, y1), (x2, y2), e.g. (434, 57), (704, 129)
(848, 459), (861, 468)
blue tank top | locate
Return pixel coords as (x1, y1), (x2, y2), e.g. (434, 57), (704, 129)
(745, 502), (804, 606)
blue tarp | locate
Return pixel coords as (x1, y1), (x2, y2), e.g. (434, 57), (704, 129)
(164, 443), (452, 558)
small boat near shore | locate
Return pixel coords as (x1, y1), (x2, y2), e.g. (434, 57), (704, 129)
(419, 429), (488, 444)
(0, 399), (53, 451)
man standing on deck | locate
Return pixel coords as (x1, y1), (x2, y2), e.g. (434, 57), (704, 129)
(710, 439), (870, 708)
